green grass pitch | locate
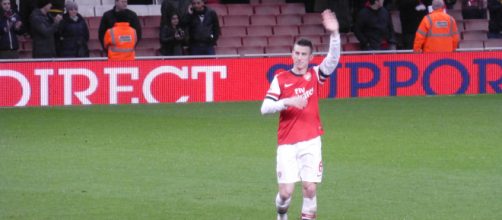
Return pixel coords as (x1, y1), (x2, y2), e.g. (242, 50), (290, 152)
(1, 95), (501, 219)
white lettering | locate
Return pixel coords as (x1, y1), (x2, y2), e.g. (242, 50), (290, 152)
(59, 69), (98, 105)
(104, 67), (139, 104)
(35, 69), (54, 106)
(0, 70), (30, 106)
(143, 66), (189, 103)
(191, 66), (227, 102)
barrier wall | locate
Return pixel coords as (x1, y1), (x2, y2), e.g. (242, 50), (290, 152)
(1, 51), (501, 107)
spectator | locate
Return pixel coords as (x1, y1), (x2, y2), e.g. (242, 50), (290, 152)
(398, 0), (429, 49)
(445, 0), (458, 8)
(414, 0), (460, 52)
(19, 0), (36, 36)
(182, 0), (220, 55)
(0, 0), (23, 59)
(354, 0), (397, 50)
(30, 0), (62, 58)
(160, 13), (187, 56)
(161, 0), (191, 27)
(98, 0), (142, 51)
(57, 1), (89, 57)
(328, 0), (352, 33)
(104, 11), (137, 61)
(488, 0), (502, 38)
(462, 0), (487, 19)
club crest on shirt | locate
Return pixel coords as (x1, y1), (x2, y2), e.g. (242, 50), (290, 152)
(303, 73), (311, 81)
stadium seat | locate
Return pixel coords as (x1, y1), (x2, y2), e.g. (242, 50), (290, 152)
(137, 40), (161, 50)
(268, 35), (295, 46)
(250, 15), (276, 26)
(128, 5), (149, 16)
(346, 32), (359, 43)
(87, 17), (101, 29)
(462, 30), (488, 40)
(18, 50), (31, 59)
(221, 26), (247, 37)
(298, 25), (325, 36)
(74, 0), (101, 6)
(227, 4), (253, 16)
(280, 3), (305, 15)
(316, 44), (329, 53)
(302, 13), (321, 25)
(254, 5), (281, 15)
(249, 0), (261, 5)
(238, 46), (265, 55)
(89, 28), (99, 40)
(259, 0), (286, 4)
(136, 48), (158, 57)
(458, 40), (484, 49)
(276, 14), (302, 25)
(142, 27), (160, 39)
(223, 15), (250, 26)
(217, 37), (242, 47)
(208, 4), (228, 16)
(215, 47), (238, 55)
(390, 10), (401, 34)
(247, 26), (273, 36)
(101, 0), (116, 6)
(484, 39), (502, 48)
(87, 40), (102, 50)
(147, 5), (162, 16)
(463, 19), (489, 31)
(448, 9), (463, 21)
(273, 25), (299, 36)
(242, 36), (268, 47)
(79, 5), (95, 17)
(265, 45), (291, 54)
(342, 42), (361, 51)
(143, 16), (162, 27)
(89, 49), (103, 57)
(297, 35), (322, 45)
(21, 41), (32, 51)
(456, 20), (465, 32)
(94, 5), (111, 16)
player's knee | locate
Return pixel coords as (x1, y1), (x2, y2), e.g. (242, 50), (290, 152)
(302, 183), (317, 198)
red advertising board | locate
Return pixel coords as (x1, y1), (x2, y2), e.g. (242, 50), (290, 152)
(1, 51), (501, 107)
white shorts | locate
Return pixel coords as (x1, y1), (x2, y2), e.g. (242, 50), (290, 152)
(276, 136), (323, 184)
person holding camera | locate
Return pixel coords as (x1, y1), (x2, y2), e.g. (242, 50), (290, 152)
(0, 0), (23, 59)
(160, 13), (187, 56)
(29, 0), (62, 58)
(57, 1), (89, 57)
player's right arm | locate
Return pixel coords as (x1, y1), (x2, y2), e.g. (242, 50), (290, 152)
(261, 76), (306, 115)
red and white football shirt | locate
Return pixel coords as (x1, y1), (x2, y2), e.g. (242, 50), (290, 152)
(265, 67), (327, 145)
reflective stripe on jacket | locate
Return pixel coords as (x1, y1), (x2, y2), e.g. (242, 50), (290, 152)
(104, 22), (137, 61)
(413, 9), (460, 52)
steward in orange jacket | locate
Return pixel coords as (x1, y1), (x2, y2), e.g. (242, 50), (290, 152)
(413, 2), (459, 53)
(104, 22), (137, 61)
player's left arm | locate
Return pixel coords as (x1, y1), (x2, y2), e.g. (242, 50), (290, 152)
(315, 9), (341, 84)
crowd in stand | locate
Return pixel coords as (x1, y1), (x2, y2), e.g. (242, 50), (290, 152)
(1, 0), (502, 60)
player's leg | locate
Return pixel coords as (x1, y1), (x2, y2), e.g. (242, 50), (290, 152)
(298, 136), (323, 220)
(276, 145), (301, 220)
(276, 183), (294, 220)
(301, 181), (317, 220)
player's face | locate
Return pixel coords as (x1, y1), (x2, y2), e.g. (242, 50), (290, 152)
(291, 44), (313, 71)
(192, 0), (205, 12)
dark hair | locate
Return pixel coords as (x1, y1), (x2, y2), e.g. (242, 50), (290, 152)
(294, 38), (314, 54)
(369, 0), (376, 5)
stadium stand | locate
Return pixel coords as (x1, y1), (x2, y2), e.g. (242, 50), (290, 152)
(276, 14), (302, 25)
(250, 15), (276, 26)
(459, 40), (484, 49)
(463, 19), (489, 31)
(226, 4), (253, 16)
(462, 30), (488, 40)
(484, 39), (502, 48)
(280, 3), (305, 15)
(242, 36), (268, 47)
(247, 26), (273, 37)
(254, 4), (281, 15)
(221, 26), (247, 37)
(223, 15), (250, 26)
(268, 35), (295, 46)
(238, 46), (264, 55)
(273, 26), (299, 36)
(265, 45), (291, 54)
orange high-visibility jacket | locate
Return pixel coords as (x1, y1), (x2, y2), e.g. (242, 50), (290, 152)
(413, 9), (459, 53)
(104, 22), (137, 61)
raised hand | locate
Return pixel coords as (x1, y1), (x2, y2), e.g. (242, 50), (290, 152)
(321, 9), (339, 34)
(283, 96), (307, 109)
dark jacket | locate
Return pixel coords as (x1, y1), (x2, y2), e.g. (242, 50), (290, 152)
(98, 7), (142, 50)
(0, 10), (23, 50)
(354, 6), (396, 50)
(398, 0), (428, 34)
(488, 0), (502, 33)
(160, 24), (186, 55)
(30, 8), (59, 58)
(57, 13), (89, 57)
(182, 6), (220, 47)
